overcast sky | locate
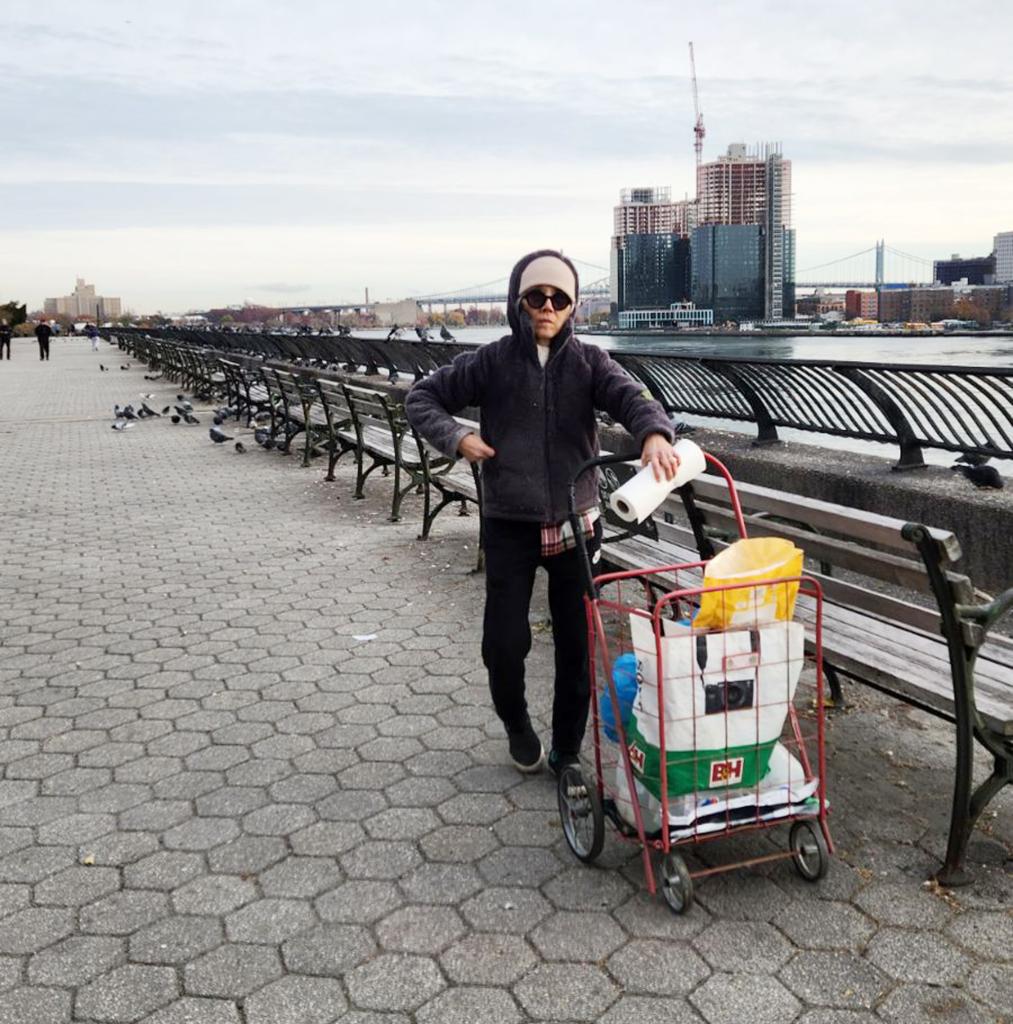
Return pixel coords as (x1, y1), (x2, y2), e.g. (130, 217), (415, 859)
(3, 0), (1012, 313)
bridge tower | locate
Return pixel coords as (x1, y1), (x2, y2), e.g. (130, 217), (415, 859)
(875, 239), (885, 288)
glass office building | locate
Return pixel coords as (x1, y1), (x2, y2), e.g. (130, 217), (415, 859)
(615, 234), (691, 311)
(692, 225), (794, 323)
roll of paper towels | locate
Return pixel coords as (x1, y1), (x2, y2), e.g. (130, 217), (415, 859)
(608, 439), (706, 524)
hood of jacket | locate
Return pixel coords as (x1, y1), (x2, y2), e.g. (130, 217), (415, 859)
(505, 249), (581, 357)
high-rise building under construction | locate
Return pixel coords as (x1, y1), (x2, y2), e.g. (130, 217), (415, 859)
(692, 143), (795, 322)
(609, 188), (694, 316)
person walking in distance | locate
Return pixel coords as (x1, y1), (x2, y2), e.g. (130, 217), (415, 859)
(0, 321), (10, 361)
(86, 322), (100, 351)
(406, 250), (679, 774)
(34, 321), (53, 361)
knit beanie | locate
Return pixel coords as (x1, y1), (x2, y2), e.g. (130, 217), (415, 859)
(517, 254), (578, 305)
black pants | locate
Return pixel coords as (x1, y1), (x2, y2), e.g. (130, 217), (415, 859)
(482, 516), (602, 756)
(38, 339), (50, 361)
(0, 339), (9, 359)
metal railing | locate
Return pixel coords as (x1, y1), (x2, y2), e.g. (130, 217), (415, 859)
(112, 327), (1013, 469)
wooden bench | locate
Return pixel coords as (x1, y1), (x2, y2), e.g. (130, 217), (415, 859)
(593, 456), (1013, 886)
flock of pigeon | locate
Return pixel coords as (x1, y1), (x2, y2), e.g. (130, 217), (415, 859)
(109, 386), (281, 458)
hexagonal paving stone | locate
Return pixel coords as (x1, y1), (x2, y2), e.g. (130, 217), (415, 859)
(225, 897), (316, 944)
(123, 851), (204, 892)
(80, 890), (169, 936)
(207, 836), (287, 874)
(0, 986), (71, 1024)
(184, 943), (283, 999)
(339, 840), (421, 879)
(316, 879), (403, 924)
(853, 880), (953, 929)
(416, 986), (521, 1024)
(172, 875), (257, 916)
(541, 865), (633, 911)
(967, 962), (1013, 1018)
(243, 975), (347, 1024)
(779, 950), (892, 1008)
(772, 899), (875, 951)
(529, 910), (627, 962)
(439, 932), (538, 986)
(281, 922), (376, 976)
(34, 864), (121, 906)
(460, 886), (553, 934)
(259, 856), (343, 898)
(27, 935), (125, 987)
(75, 963), (178, 1022)
(398, 863), (483, 905)
(418, 825), (500, 863)
(364, 807), (440, 841)
(0, 906), (74, 954)
(607, 938), (710, 996)
(513, 962), (619, 1022)
(946, 910), (1013, 961)
(145, 998), (242, 1024)
(865, 928), (971, 985)
(876, 984), (996, 1023)
(599, 996), (707, 1024)
(478, 846), (563, 888)
(346, 953), (446, 1012)
(127, 915), (224, 964)
(693, 920), (794, 974)
(375, 905), (466, 954)
(690, 973), (800, 1024)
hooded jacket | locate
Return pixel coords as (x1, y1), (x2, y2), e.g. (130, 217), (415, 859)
(405, 250), (673, 523)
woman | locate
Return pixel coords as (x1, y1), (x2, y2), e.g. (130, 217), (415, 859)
(406, 250), (678, 773)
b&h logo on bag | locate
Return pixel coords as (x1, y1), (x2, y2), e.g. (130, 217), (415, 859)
(628, 743), (645, 773)
(709, 757), (745, 786)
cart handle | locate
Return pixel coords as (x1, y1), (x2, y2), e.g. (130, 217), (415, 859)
(568, 452), (641, 599)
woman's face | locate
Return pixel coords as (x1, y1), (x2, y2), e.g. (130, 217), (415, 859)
(522, 285), (572, 343)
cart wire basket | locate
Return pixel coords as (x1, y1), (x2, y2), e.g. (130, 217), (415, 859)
(557, 451), (833, 914)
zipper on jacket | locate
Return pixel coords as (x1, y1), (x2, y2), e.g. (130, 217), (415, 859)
(542, 363), (553, 522)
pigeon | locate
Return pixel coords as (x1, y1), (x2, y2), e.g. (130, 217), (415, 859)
(173, 405), (191, 418)
(111, 419), (132, 431)
(141, 403), (161, 417)
(254, 411), (271, 425)
(136, 407), (149, 419)
(209, 425), (232, 444)
(440, 324), (455, 341)
(122, 405), (138, 420)
(263, 436), (278, 450)
(213, 415), (223, 426)
(170, 415), (181, 424)
(120, 365), (130, 370)
(254, 427), (271, 447)
(234, 441), (246, 454)
(184, 413), (200, 425)
(99, 364), (108, 372)
(953, 464), (1004, 489)
(954, 451), (991, 468)
(161, 406), (171, 415)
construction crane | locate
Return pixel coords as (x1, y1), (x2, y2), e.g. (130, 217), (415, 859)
(688, 41), (705, 169)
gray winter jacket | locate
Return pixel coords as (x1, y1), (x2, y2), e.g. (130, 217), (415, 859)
(404, 250), (673, 522)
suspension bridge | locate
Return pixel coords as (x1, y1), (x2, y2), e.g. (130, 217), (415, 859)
(277, 242), (935, 315)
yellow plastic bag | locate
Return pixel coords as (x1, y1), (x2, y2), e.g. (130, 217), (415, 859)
(696, 537), (804, 630)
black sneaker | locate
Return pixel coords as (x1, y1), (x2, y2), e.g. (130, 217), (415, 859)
(507, 720), (545, 773)
(548, 750), (581, 777)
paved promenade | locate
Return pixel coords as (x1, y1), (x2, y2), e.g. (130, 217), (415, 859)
(0, 337), (1009, 1024)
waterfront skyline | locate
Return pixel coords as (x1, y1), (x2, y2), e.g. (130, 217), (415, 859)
(3, 0), (1013, 313)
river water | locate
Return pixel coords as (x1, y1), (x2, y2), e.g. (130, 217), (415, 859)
(356, 328), (1013, 469)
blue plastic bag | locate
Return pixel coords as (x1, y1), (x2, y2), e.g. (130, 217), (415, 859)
(601, 652), (639, 743)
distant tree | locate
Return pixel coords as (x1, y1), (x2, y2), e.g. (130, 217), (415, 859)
(0, 301), (26, 327)
(447, 309), (466, 328)
(953, 297), (992, 328)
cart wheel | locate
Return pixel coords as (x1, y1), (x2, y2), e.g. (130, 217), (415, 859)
(557, 766), (604, 863)
(790, 820), (829, 882)
(660, 852), (693, 914)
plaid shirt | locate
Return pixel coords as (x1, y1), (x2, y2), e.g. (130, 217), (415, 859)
(540, 507), (600, 558)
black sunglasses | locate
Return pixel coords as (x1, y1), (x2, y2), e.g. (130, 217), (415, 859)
(523, 289), (572, 311)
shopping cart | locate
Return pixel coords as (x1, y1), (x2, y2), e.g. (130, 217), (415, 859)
(557, 451), (833, 914)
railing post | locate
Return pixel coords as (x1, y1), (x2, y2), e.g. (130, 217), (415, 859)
(837, 367), (925, 470)
(700, 360), (779, 445)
